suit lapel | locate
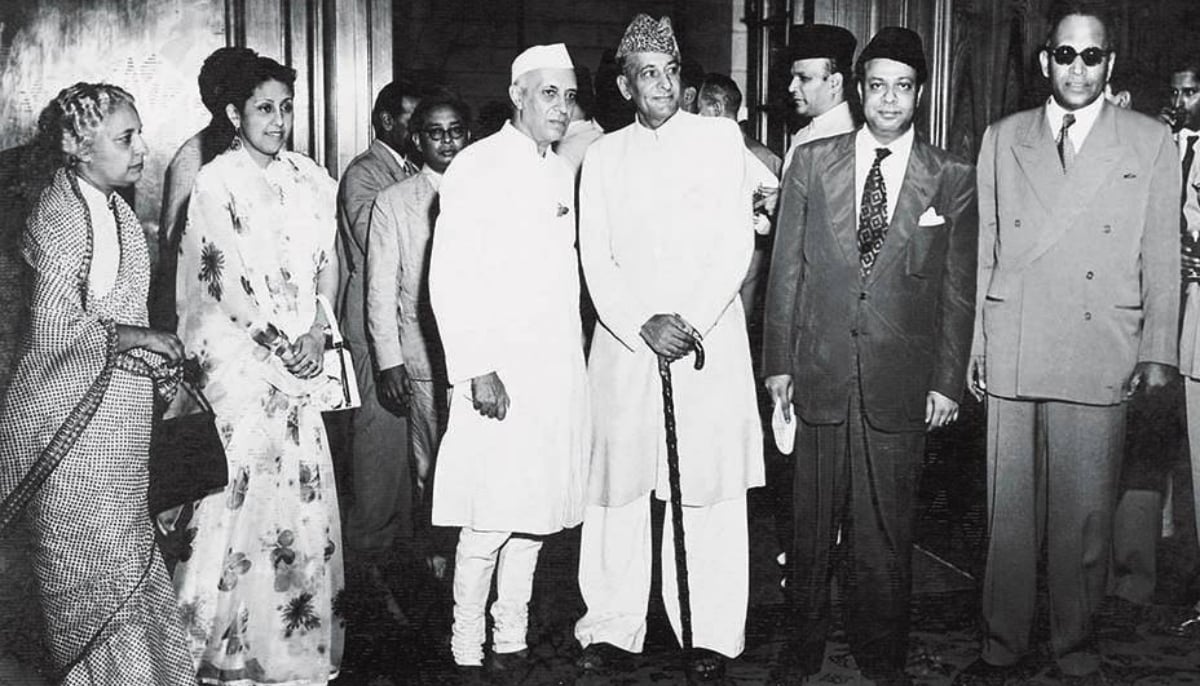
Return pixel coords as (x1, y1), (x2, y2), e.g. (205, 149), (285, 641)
(1012, 108), (1064, 215)
(822, 134), (859, 263)
(866, 138), (936, 285)
(1021, 102), (1125, 268)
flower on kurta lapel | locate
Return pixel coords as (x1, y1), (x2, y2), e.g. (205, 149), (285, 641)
(281, 592), (321, 636)
(199, 239), (226, 300)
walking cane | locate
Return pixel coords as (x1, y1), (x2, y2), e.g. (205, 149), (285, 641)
(657, 335), (705, 652)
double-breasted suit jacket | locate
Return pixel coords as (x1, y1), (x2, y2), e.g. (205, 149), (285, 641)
(972, 103), (1180, 404)
(763, 131), (978, 431)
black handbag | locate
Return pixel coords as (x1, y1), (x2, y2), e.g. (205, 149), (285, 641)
(147, 379), (228, 517)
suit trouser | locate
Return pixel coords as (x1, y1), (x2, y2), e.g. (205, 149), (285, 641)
(343, 333), (413, 556)
(784, 385), (925, 677)
(981, 397), (1124, 676)
(451, 528), (543, 665)
(575, 493), (749, 658)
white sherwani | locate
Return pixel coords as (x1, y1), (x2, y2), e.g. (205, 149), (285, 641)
(580, 110), (764, 508)
(429, 123), (590, 536)
(575, 111), (763, 659)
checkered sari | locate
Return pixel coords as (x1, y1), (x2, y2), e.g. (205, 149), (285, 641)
(0, 169), (195, 684)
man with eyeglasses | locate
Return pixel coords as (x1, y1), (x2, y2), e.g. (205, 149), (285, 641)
(366, 91), (471, 586)
(427, 44), (590, 680)
(574, 14), (762, 683)
(956, 3), (1180, 684)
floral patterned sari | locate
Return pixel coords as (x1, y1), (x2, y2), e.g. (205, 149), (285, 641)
(172, 144), (344, 685)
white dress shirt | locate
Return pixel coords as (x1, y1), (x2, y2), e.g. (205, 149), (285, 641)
(1044, 95), (1105, 153)
(853, 125), (915, 227)
(78, 178), (120, 300)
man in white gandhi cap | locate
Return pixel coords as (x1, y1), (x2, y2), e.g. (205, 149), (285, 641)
(427, 42), (591, 679)
(574, 13), (763, 682)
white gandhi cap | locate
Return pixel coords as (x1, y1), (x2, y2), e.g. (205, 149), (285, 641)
(510, 43), (574, 83)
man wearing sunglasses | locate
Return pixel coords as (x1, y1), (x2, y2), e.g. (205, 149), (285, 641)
(366, 91), (471, 587)
(957, 3), (1180, 684)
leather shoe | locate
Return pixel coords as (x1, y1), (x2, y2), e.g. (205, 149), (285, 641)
(485, 649), (531, 684)
(576, 642), (634, 674)
(950, 658), (1027, 686)
(683, 647), (726, 683)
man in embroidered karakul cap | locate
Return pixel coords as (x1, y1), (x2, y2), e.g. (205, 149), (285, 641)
(574, 13), (763, 683)
(428, 42), (590, 682)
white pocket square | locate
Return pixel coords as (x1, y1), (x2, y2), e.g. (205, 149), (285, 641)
(918, 207), (945, 227)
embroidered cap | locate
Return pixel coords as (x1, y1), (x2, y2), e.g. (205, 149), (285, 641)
(616, 13), (680, 61)
(511, 43), (574, 83)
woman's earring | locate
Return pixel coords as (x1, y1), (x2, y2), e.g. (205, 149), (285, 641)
(230, 130), (242, 150)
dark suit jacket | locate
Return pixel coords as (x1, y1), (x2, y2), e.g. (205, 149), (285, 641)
(763, 130), (978, 432)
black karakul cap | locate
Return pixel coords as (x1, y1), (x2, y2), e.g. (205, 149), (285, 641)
(787, 24), (856, 67)
(856, 26), (928, 84)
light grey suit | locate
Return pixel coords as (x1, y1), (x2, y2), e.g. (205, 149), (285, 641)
(973, 101), (1179, 675)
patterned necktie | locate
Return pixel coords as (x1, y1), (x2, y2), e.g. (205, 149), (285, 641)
(1057, 113), (1076, 172)
(858, 147), (892, 278)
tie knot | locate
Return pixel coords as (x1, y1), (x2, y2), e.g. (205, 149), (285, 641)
(873, 147), (891, 163)
(1061, 113), (1076, 130)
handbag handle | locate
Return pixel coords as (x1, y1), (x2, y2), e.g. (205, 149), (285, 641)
(176, 378), (215, 416)
(314, 294), (344, 347)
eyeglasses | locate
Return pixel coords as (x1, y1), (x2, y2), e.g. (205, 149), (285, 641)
(423, 125), (467, 142)
(1048, 45), (1110, 67)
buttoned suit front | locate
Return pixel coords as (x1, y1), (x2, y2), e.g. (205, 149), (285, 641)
(972, 102), (1179, 673)
(763, 129), (977, 676)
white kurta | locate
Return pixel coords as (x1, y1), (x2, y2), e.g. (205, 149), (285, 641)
(429, 122), (590, 535)
(579, 110), (764, 508)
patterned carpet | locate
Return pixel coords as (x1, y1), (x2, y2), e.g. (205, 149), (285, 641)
(3, 401), (1200, 684)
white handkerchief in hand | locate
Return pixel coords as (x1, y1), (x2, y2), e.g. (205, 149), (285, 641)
(918, 207), (945, 227)
(772, 398), (796, 455)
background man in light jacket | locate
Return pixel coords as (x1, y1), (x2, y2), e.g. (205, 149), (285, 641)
(574, 13), (763, 682)
(366, 91), (471, 579)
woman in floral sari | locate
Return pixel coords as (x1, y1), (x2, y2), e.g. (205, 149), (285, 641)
(0, 83), (195, 684)
(171, 56), (345, 685)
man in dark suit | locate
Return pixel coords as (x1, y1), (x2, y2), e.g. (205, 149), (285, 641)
(954, 3), (1180, 684)
(763, 27), (978, 686)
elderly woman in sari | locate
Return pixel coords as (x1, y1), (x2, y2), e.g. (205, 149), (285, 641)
(170, 55), (345, 685)
(0, 83), (194, 684)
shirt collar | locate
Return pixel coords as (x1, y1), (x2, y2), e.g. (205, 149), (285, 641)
(631, 108), (688, 142)
(855, 123), (916, 158)
(421, 164), (443, 190)
(501, 120), (559, 158)
(1045, 95), (1105, 143)
(378, 139), (413, 169)
(810, 101), (854, 137)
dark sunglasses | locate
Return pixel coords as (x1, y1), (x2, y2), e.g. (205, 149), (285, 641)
(423, 125), (467, 142)
(1048, 45), (1110, 67)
